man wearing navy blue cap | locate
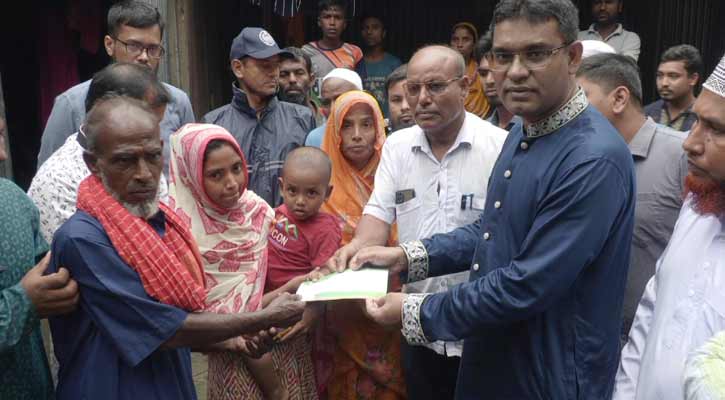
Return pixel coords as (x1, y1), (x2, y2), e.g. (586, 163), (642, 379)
(203, 27), (315, 207)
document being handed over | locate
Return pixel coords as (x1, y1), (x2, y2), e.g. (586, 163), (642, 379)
(296, 267), (389, 301)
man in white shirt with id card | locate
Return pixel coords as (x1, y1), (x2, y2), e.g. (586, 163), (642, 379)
(326, 45), (506, 400)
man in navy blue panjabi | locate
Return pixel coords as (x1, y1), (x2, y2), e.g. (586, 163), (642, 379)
(350, 1), (636, 399)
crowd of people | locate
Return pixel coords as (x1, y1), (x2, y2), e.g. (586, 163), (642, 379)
(2, 0), (725, 399)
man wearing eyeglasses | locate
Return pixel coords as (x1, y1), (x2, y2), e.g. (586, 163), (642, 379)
(338, 0), (635, 398)
(37, 1), (194, 176)
(326, 45), (507, 400)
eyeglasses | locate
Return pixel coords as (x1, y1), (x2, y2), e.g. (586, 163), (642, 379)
(485, 43), (572, 72)
(113, 37), (165, 59)
(77, 124), (89, 150)
(403, 76), (463, 98)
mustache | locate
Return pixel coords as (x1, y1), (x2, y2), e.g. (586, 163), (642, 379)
(99, 172), (160, 219)
(128, 181), (156, 191)
(278, 91), (308, 105)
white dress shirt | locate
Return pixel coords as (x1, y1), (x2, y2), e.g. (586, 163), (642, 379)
(364, 111), (507, 356)
(614, 199), (725, 400)
(28, 133), (168, 243)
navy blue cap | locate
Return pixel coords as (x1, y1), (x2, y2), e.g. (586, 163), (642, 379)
(229, 27), (292, 61)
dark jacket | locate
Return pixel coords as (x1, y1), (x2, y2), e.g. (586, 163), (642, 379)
(203, 84), (315, 206)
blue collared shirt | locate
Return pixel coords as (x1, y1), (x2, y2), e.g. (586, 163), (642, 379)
(48, 210), (195, 400)
(401, 90), (636, 399)
(305, 123), (326, 148)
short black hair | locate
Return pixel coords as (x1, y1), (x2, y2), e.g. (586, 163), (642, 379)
(474, 31), (493, 62)
(204, 139), (237, 164)
(108, 1), (165, 38)
(318, 0), (347, 16)
(85, 62), (170, 113)
(361, 14), (386, 29)
(660, 44), (703, 77)
(577, 53), (643, 107)
(385, 64), (407, 99)
(283, 47), (313, 74)
(491, 0), (579, 45)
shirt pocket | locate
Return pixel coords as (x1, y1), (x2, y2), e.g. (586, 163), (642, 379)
(456, 191), (486, 226)
(395, 197), (422, 235)
(633, 192), (677, 250)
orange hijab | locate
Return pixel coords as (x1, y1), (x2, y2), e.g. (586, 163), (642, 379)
(320, 91), (394, 245)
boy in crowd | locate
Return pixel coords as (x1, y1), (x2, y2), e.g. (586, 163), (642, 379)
(302, 0), (366, 98)
(361, 14), (402, 116)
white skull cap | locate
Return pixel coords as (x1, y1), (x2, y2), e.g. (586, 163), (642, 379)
(703, 53), (725, 98)
(581, 40), (616, 59)
(322, 68), (363, 90)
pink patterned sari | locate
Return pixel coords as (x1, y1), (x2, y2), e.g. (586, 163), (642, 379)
(168, 124), (317, 399)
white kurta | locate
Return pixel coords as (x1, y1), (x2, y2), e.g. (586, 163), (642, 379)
(614, 199), (725, 399)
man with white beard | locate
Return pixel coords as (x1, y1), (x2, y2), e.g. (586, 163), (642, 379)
(614, 53), (725, 400)
(46, 96), (305, 400)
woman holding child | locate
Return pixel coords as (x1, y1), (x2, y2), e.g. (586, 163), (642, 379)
(168, 124), (318, 400)
(320, 91), (406, 399)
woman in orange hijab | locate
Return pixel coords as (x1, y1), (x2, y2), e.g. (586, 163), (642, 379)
(451, 22), (491, 119)
(319, 91), (405, 399)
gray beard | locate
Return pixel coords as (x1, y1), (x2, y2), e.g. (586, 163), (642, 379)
(99, 172), (160, 219)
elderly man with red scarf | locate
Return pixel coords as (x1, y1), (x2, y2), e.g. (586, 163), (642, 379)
(47, 95), (304, 400)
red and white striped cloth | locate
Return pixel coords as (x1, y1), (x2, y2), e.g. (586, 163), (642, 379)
(77, 174), (207, 311)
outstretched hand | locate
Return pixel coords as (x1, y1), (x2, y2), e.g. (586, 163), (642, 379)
(349, 246), (408, 275)
(234, 329), (277, 359)
(265, 293), (305, 329)
(364, 293), (407, 327)
(325, 241), (362, 272)
(277, 302), (324, 342)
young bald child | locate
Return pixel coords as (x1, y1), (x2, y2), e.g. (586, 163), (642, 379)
(264, 146), (341, 297)
(261, 147), (342, 395)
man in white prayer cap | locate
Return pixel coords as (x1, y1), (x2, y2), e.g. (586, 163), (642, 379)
(304, 68), (363, 147)
(581, 39), (616, 59)
(613, 53), (725, 400)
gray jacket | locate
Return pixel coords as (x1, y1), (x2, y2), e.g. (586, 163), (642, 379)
(203, 84), (314, 207)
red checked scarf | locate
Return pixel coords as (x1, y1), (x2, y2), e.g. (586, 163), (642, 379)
(76, 175), (207, 311)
